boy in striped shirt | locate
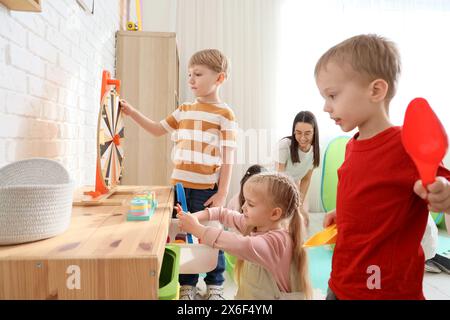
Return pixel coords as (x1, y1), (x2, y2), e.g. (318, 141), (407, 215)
(120, 49), (237, 300)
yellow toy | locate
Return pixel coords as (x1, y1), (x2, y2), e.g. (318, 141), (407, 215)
(126, 0), (142, 31)
(127, 22), (139, 31)
(303, 224), (337, 248)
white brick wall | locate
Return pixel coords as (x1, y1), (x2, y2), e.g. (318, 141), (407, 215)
(0, 0), (120, 187)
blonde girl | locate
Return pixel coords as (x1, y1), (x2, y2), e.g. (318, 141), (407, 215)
(177, 172), (312, 300)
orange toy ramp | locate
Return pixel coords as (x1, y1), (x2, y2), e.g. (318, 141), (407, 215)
(303, 224), (337, 248)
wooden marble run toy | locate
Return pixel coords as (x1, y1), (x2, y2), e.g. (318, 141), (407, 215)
(127, 191), (157, 221)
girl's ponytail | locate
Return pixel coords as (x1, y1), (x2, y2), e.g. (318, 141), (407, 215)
(290, 207), (312, 299)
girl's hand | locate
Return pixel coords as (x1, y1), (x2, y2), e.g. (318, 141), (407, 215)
(204, 192), (227, 207)
(119, 99), (136, 116)
(414, 177), (450, 214)
(176, 209), (202, 235)
(323, 210), (337, 228)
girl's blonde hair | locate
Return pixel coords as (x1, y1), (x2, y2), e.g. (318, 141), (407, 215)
(234, 172), (312, 299)
(189, 49), (228, 75)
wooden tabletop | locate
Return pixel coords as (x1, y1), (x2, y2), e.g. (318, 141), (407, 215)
(0, 185), (173, 300)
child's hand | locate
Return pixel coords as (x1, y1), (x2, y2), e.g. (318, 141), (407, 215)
(119, 99), (136, 116)
(176, 208), (202, 235)
(323, 209), (337, 228)
(414, 177), (450, 214)
(204, 192), (226, 207)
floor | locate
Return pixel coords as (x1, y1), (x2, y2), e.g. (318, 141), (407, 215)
(196, 212), (450, 300)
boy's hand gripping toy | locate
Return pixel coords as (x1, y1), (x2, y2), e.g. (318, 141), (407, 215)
(402, 97), (448, 187)
(303, 224), (337, 248)
(176, 183), (198, 244)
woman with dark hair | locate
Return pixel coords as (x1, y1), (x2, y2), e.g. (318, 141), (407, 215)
(275, 111), (320, 224)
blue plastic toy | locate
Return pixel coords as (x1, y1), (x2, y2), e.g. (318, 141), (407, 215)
(175, 183), (197, 244)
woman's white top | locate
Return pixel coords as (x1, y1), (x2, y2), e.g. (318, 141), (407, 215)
(276, 138), (314, 183)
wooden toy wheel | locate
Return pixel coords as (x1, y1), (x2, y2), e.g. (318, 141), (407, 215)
(98, 89), (124, 188)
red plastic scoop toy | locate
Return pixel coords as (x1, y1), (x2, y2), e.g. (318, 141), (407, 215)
(402, 98), (448, 187)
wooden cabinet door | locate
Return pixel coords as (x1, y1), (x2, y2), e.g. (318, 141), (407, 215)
(116, 32), (177, 186)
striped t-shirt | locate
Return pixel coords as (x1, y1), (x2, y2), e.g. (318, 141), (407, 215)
(160, 101), (237, 189)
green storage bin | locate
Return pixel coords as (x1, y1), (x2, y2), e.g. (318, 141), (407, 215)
(431, 211), (448, 231)
(225, 252), (236, 282)
(158, 245), (180, 300)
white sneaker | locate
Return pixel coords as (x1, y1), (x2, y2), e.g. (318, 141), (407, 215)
(179, 285), (200, 300)
(205, 285), (225, 300)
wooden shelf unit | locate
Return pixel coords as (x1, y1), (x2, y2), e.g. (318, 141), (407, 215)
(0, 0), (42, 12)
(116, 31), (179, 186)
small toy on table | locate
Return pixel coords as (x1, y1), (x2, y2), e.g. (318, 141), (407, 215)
(127, 191), (158, 221)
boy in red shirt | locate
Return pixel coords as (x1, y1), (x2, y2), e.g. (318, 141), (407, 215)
(314, 34), (450, 299)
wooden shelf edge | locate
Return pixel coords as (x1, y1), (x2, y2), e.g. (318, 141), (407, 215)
(116, 31), (177, 38)
(0, 0), (42, 12)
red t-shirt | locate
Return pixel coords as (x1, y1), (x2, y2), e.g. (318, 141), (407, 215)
(329, 126), (450, 299)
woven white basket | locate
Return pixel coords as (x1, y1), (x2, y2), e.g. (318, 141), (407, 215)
(0, 158), (74, 245)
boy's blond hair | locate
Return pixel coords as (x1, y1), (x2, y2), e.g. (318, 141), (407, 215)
(189, 49), (228, 75)
(315, 34), (401, 102)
